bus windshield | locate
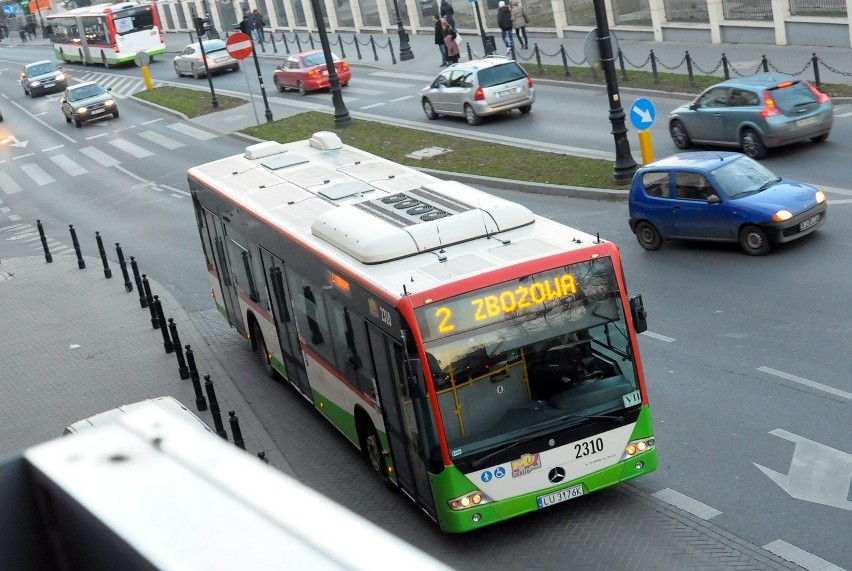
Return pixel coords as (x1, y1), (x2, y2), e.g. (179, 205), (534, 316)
(417, 257), (640, 461)
(112, 6), (156, 35)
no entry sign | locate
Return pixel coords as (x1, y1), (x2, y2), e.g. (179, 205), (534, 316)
(225, 32), (253, 60)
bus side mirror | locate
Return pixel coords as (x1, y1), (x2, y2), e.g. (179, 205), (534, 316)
(629, 294), (648, 334)
(405, 357), (427, 399)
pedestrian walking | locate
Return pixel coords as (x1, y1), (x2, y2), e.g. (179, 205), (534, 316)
(496, 1), (514, 55)
(443, 19), (460, 65)
(433, 14), (448, 66)
(18, 26), (27, 43)
(511, 0), (529, 50)
(439, 0), (455, 31)
(252, 8), (265, 42)
(246, 9), (258, 42)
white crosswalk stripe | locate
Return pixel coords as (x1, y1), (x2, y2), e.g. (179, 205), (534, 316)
(166, 123), (217, 141)
(19, 163), (56, 186)
(108, 138), (154, 158)
(137, 130), (186, 150)
(49, 154), (89, 177)
(0, 172), (24, 195)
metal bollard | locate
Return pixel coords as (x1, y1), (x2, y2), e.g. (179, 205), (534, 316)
(534, 45), (542, 73)
(811, 52), (821, 88)
(257, 451), (269, 464)
(294, 33), (301, 51)
(204, 375), (228, 439)
(270, 32), (277, 54)
(115, 243), (132, 292)
(69, 224), (85, 269)
(722, 53), (730, 80)
(618, 48), (627, 81)
(761, 54), (768, 73)
(354, 35), (362, 60)
(144, 280), (158, 328)
(309, 35), (315, 50)
(185, 346), (208, 411)
(337, 33), (345, 59)
(388, 39), (396, 65)
(95, 232), (112, 279)
(228, 410), (246, 450)
(36, 219), (52, 263)
(650, 49), (660, 84)
(130, 257), (146, 308)
(155, 297), (172, 352)
(685, 50), (695, 87)
(168, 319), (189, 380)
(141, 274), (154, 315)
(370, 35), (378, 61)
(560, 45), (570, 78)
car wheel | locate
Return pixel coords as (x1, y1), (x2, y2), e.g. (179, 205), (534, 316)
(274, 77), (285, 92)
(670, 119), (691, 149)
(519, 104), (532, 114)
(233, 63), (240, 72)
(464, 104), (482, 126)
(174, 62), (182, 77)
(422, 98), (438, 120)
(297, 81), (307, 96)
(341, 82), (349, 87)
(740, 128), (767, 159)
(191, 64), (201, 79)
(74, 118), (82, 128)
(738, 224), (771, 256)
(811, 133), (829, 143)
(65, 114), (71, 124)
(634, 221), (662, 251)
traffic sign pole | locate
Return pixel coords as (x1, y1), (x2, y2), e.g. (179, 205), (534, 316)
(630, 97), (656, 165)
(226, 32), (272, 124)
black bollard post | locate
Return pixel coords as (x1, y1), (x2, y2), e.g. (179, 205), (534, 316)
(155, 297), (172, 353)
(308, 35), (315, 50)
(354, 35), (362, 60)
(618, 48), (627, 81)
(141, 274), (154, 315)
(338, 33), (345, 59)
(168, 319), (189, 380)
(534, 45), (543, 73)
(228, 411), (246, 450)
(257, 451), (269, 464)
(761, 54), (768, 72)
(685, 50), (695, 87)
(560, 45), (570, 78)
(185, 346), (208, 411)
(388, 39), (397, 65)
(115, 243), (132, 292)
(69, 225), (85, 269)
(204, 375), (228, 439)
(36, 220), (52, 263)
(95, 232), (112, 279)
(146, 284), (159, 329)
(650, 49), (660, 84)
(722, 53), (730, 79)
(130, 257), (146, 308)
(811, 52), (821, 88)
(270, 32), (277, 54)
(370, 35), (378, 61)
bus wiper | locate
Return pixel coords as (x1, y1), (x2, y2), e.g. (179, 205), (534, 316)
(469, 412), (625, 469)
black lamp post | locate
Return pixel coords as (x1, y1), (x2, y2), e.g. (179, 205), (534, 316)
(592, 0), (637, 185)
(473, 0), (491, 56)
(309, 0), (352, 128)
(391, 0), (414, 61)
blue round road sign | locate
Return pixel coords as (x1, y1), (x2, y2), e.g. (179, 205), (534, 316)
(630, 97), (656, 131)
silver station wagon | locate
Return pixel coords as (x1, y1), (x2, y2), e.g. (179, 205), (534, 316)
(420, 57), (535, 126)
(668, 73), (833, 159)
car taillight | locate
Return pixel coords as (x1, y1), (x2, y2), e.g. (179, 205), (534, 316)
(307, 69), (320, 78)
(760, 90), (781, 118)
(474, 87), (485, 101)
(340, 62), (349, 71)
(806, 81), (831, 104)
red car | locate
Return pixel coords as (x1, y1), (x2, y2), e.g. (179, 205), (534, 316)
(272, 50), (351, 96)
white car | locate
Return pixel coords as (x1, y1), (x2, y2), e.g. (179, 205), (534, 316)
(174, 39), (240, 79)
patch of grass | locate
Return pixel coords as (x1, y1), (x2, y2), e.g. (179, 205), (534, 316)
(242, 112), (625, 189)
(133, 86), (248, 118)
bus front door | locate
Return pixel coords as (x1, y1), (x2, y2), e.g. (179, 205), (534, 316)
(368, 325), (436, 519)
(259, 250), (310, 398)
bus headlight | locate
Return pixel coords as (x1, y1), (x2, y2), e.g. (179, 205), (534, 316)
(448, 490), (491, 510)
(622, 437), (655, 459)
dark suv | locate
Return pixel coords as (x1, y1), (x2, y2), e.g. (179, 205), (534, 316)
(21, 60), (67, 97)
(420, 56), (535, 125)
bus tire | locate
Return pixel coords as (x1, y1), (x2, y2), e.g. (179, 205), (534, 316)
(362, 423), (390, 486)
(252, 323), (277, 379)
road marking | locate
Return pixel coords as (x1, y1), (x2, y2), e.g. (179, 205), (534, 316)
(50, 153), (89, 177)
(370, 70), (433, 82)
(652, 488), (722, 519)
(343, 86), (386, 96)
(167, 122), (217, 141)
(20, 163), (56, 186)
(350, 77), (410, 89)
(109, 138), (154, 158)
(763, 540), (846, 571)
(42, 145), (64, 152)
(115, 165), (149, 183)
(360, 102), (386, 110)
(12, 153), (35, 160)
(86, 133), (110, 140)
(141, 118), (164, 125)
(138, 130), (186, 150)
(758, 366), (852, 400)
(835, 110), (852, 118)
(641, 331), (675, 342)
(390, 95), (415, 102)
(79, 146), (121, 168)
(754, 429), (852, 511)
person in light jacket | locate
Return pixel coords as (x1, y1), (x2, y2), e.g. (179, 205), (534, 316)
(511, 0), (529, 50)
(443, 19), (460, 64)
(496, 1), (514, 54)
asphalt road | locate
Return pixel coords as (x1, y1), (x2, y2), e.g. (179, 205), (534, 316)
(1, 44), (850, 570)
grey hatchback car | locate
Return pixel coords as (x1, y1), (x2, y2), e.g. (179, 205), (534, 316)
(174, 39), (240, 78)
(20, 60), (67, 97)
(668, 73), (833, 159)
(420, 57), (535, 126)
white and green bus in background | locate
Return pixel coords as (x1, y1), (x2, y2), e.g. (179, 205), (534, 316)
(46, 1), (165, 66)
(187, 132), (657, 532)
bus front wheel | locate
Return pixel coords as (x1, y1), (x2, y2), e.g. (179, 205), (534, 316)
(252, 323), (277, 379)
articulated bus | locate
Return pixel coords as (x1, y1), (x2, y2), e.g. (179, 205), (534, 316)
(187, 132), (657, 532)
(46, 1), (165, 66)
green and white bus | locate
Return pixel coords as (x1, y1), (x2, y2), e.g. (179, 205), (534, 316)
(187, 132), (657, 532)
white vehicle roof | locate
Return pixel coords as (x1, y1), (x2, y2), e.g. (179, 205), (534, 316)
(63, 396), (214, 436)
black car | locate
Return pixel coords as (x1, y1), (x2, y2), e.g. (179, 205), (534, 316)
(21, 60), (67, 97)
(60, 82), (119, 127)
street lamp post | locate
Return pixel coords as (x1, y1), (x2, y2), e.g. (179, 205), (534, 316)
(391, 0), (414, 61)
(473, 0), (491, 56)
(592, 0), (637, 185)
(308, 0), (352, 128)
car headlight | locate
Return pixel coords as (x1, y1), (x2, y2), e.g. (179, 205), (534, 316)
(77, 106), (89, 114)
(31, 80), (41, 87)
(815, 190), (826, 204)
(56, 73), (66, 81)
(105, 99), (116, 107)
(772, 210), (794, 222)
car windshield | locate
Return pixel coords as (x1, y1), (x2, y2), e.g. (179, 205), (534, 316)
(416, 257), (640, 463)
(711, 156), (780, 198)
(28, 63), (56, 76)
(477, 62), (526, 88)
(69, 85), (106, 101)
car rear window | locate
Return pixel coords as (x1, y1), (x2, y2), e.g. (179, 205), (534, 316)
(477, 63), (527, 88)
(768, 81), (817, 111)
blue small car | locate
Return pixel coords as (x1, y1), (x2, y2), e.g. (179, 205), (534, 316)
(628, 152), (827, 255)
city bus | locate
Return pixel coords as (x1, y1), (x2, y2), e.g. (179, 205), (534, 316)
(46, 1), (165, 66)
(187, 132), (657, 532)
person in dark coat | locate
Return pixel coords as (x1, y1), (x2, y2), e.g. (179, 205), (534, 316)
(433, 14), (448, 66)
(439, 0), (455, 30)
(496, 1), (514, 54)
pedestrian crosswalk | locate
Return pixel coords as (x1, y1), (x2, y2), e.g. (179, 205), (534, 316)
(68, 70), (165, 99)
